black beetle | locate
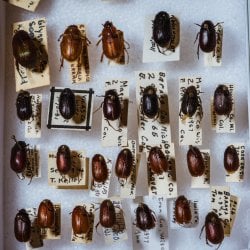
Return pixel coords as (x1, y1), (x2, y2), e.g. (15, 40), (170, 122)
(142, 86), (159, 119)
(56, 145), (71, 174)
(179, 85), (203, 120)
(224, 145), (239, 173)
(213, 84), (232, 116)
(152, 11), (172, 54)
(37, 199), (55, 229)
(72, 205), (90, 235)
(92, 154), (108, 183)
(12, 30), (48, 76)
(59, 88), (76, 119)
(14, 209), (31, 242)
(174, 195), (192, 225)
(135, 203), (156, 231)
(10, 136), (28, 174)
(16, 90), (33, 121)
(200, 211), (224, 249)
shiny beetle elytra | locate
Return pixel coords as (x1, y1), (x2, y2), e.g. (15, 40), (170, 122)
(37, 199), (55, 228)
(72, 205), (90, 235)
(59, 88), (76, 120)
(224, 145), (239, 173)
(142, 86), (159, 119)
(14, 209), (31, 242)
(16, 90), (33, 121)
(92, 154), (108, 183)
(56, 145), (71, 174)
(174, 195), (192, 225)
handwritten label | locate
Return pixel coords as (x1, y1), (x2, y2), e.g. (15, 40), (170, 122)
(143, 15), (180, 63)
(7, 0), (40, 11)
(71, 203), (95, 244)
(89, 157), (112, 199)
(47, 87), (94, 131)
(48, 150), (88, 189)
(226, 143), (245, 183)
(179, 77), (202, 145)
(13, 18), (50, 91)
(229, 195), (240, 234)
(101, 80), (129, 147)
(135, 71), (171, 152)
(25, 94), (42, 138)
(191, 149), (210, 188)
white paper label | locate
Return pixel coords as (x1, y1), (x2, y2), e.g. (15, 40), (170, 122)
(230, 195), (240, 234)
(13, 18), (50, 91)
(8, 0), (40, 11)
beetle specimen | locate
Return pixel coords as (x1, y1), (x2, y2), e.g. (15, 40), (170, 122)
(179, 85), (203, 120)
(152, 11), (172, 54)
(14, 209), (31, 242)
(92, 154), (108, 184)
(135, 203), (156, 231)
(72, 205), (90, 235)
(59, 88), (76, 119)
(56, 145), (71, 174)
(16, 90), (33, 121)
(96, 21), (129, 63)
(12, 30), (48, 77)
(115, 148), (133, 183)
(187, 145), (205, 177)
(148, 146), (168, 175)
(37, 199), (55, 228)
(224, 145), (239, 173)
(213, 84), (232, 116)
(174, 195), (192, 225)
(200, 211), (224, 249)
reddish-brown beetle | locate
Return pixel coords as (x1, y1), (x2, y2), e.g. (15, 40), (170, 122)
(96, 21), (129, 63)
(115, 148), (133, 182)
(37, 199), (55, 228)
(200, 211), (224, 249)
(174, 195), (192, 225)
(224, 145), (239, 173)
(135, 203), (156, 231)
(14, 209), (31, 242)
(72, 206), (90, 235)
(187, 145), (205, 177)
(148, 146), (168, 175)
(92, 154), (108, 183)
(56, 144), (71, 174)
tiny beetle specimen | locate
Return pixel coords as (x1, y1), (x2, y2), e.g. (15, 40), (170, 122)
(187, 145), (205, 177)
(213, 84), (232, 116)
(92, 154), (108, 183)
(72, 205), (90, 235)
(224, 145), (239, 173)
(16, 90), (33, 121)
(14, 209), (31, 242)
(179, 85), (203, 120)
(200, 211), (224, 249)
(59, 88), (76, 119)
(56, 145), (71, 174)
(174, 195), (192, 225)
(37, 199), (55, 228)
(135, 203), (156, 231)
(96, 21), (129, 63)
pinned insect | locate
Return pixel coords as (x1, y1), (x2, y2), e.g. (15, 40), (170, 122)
(71, 205), (90, 235)
(174, 195), (192, 225)
(16, 90), (33, 121)
(37, 199), (55, 229)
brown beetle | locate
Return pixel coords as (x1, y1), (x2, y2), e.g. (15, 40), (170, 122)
(56, 145), (71, 174)
(174, 195), (192, 225)
(148, 146), (168, 175)
(72, 206), (90, 235)
(115, 148), (133, 182)
(96, 21), (129, 63)
(14, 209), (31, 242)
(37, 199), (55, 228)
(224, 145), (239, 173)
(92, 154), (108, 183)
(187, 145), (205, 177)
(200, 211), (224, 248)
(135, 203), (156, 231)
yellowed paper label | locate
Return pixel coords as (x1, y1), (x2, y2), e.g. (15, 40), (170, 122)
(8, 0), (40, 11)
(24, 145), (40, 180)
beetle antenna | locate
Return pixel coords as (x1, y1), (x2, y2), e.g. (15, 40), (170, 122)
(11, 135), (17, 143)
(199, 225), (205, 239)
(194, 23), (201, 27)
(105, 119), (122, 132)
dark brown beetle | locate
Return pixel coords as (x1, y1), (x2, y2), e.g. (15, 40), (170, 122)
(16, 90), (33, 121)
(56, 145), (71, 174)
(135, 203), (156, 231)
(152, 11), (172, 54)
(224, 145), (239, 173)
(187, 145), (205, 177)
(14, 209), (31, 242)
(179, 85), (203, 120)
(37, 199), (55, 228)
(12, 30), (48, 76)
(58, 25), (90, 70)
(142, 86), (159, 119)
(92, 154), (108, 183)
(115, 148), (133, 182)
(72, 206), (90, 235)
(59, 88), (76, 119)
(96, 21), (129, 63)
(200, 211), (224, 249)
(10, 136), (28, 174)
(213, 84), (232, 116)
(148, 146), (168, 175)
(174, 195), (192, 225)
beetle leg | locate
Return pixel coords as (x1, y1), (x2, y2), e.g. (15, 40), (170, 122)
(96, 38), (102, 46)
(57, 34), (64, 42)
(199, 224), (205, 239)
(93, 101), (104, 114)
(216, 242), (222, 250)
(196, 42), (200, 60)
(59, 57), (64, 71)
(100, 52), (104, 62)
(214, 22), (224, 28)
(95, 222), (100, 233)
(105, 118), (122, 132)
(197, 96), (203, 120)
(124, 40), (130, 49)
(15, 60), (23, 79)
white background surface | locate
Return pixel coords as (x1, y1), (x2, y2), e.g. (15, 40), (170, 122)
(2, 0), (250, 249)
